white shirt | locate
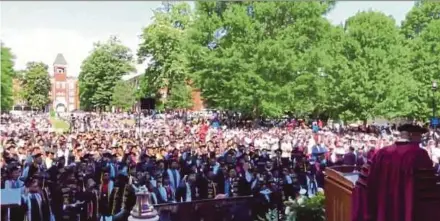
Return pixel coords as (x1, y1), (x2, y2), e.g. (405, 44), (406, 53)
(280, 141), (292, 158)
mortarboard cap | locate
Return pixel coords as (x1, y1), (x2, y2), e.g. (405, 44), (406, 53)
(227, 148), (237, 155)
(397, 124), (427, 133)
(102, 152), (112, 158)
(33, 153), (43, 158)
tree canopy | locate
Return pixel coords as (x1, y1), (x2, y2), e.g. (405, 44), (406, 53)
(78, 36), (135, 110)
(130, 1), (440, 121)
(21, 62), (51, 109)
(1, 44), (15, 111)
(137, 2), (193, 109)
(111, 80), (137, 111)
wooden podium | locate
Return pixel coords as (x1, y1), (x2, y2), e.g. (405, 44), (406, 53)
(324, 166), (440, 221)
(324, 166), (357, 221)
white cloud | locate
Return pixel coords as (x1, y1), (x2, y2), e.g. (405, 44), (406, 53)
(1, 27), (146, 77)
(1, 28), (95, 77)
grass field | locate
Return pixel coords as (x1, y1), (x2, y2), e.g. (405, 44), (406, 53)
(122, 119), (136, 126)
(49, 117), (70, 132)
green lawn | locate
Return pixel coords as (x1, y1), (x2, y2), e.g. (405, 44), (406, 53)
(50, 117), (70, 132)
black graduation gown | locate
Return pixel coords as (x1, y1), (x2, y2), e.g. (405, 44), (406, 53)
(435, 163), (440, 175)
(294, 162), (308, 188)
(215, 171), (227, 194)
(175, 183), (199, 202)
(98, 182), (112, 217)
(23, 193), (51, 221)
(315, 163), (325, 188)
(253, 190), (283, 220)
(109, 184), (126, 216)
(113, 184), (136, 221)
(199, 177), (219, 200)
(227, 176), (248, 197)
(40, 188), (52, 221)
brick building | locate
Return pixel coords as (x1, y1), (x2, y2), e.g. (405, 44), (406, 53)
(50, 53), (80, 112)
(122, 73), (204, 111)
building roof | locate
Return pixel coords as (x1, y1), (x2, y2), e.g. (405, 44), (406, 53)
(53, 53), (68, 66)
(122, 72), (143, 81)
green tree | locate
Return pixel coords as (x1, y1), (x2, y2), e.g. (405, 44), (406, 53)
(165, 82), (193, 109)
(137, 2), (193, 106)
(401, 1), (440, 39)
(79, 36), (135, 110)
(21, 62), (51, 109)
(407, 20), (440, 120)
(186, 2), (335, 117)
(328, 11), (416, 121)
(0, 44), (15, 111)
(111, 80), (137, 111)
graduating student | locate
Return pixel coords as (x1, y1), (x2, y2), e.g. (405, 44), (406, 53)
(4, 162), (24, 189)
(156, 176), (176, 203)
(98, 167), (114, 221)
(253, 179), (283, 221)
(22, 153), (45, 180)
(109, 172), (129, 217)
(81, 178), (99, 221)
(224, 168), (248, 197)
(113, 169), (137, 221)
(22, 176), (52, 221)
(200, 170), (219, 199)
(3, 163), (25, 221)
(175, 174), (199, 202)
(166, 159), (181, 191)
(351, 124), (437, 221)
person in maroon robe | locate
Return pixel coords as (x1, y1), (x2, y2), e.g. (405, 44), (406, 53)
(351, 124), (436, 221)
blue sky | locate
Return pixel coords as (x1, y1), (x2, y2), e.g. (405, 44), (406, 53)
(0, 1), (415, 77)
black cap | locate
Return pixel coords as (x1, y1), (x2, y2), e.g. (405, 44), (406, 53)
(227, 148), (237, 155)
(101, 166), (111, 174)
(398, 124), (427, 133)
(33, 153), (43, 158)
(7, 163), (21, 173)
(102, 152), (112, 158)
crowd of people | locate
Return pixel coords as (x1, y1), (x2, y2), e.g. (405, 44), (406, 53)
(1, 111), (440, 221)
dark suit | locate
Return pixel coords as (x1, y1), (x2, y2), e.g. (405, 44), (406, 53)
(343, 152), (356, 166)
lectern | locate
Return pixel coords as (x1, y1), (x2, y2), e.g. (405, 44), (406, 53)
(324, 166), (358, 221)
(324, 165), (440, 221)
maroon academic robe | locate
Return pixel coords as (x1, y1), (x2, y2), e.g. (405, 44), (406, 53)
(351, 141), (435, 221)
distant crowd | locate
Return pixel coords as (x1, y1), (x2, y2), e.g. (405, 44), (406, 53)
(1, 111), (440, 221)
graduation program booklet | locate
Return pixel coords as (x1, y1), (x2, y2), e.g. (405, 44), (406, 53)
(1, 188), (22, 206)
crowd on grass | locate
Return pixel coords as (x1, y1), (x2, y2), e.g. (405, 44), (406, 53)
(1, 111), (439, 221)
